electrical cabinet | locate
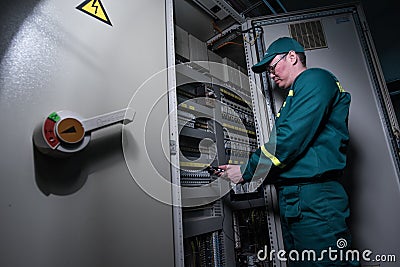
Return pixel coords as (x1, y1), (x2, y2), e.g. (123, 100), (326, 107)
(1, 1), (399, 267)
(171, 2), (279, 267)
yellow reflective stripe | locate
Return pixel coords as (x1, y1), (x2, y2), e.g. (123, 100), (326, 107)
(260, 145), (286, 168)
(283, 101), (286, 107)
(276, 112), (280, 117)
(288, 90), (294, 96)
(336, 82), (345, 93)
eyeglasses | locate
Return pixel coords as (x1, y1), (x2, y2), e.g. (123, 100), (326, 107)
(266, 53), (288, 75)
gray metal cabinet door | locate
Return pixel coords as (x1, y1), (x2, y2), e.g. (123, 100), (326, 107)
(0, 1), (175, 266)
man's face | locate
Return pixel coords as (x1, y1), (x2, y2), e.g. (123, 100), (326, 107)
(268, 53), (291, 89)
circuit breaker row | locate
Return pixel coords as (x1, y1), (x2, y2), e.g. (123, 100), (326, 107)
(176, 81), (219, 187)
(184, 231), (225, 267)
(233, 208), (271, 267)
(180, 170), (212, 187)
(220, 88), (257, 166)
(221, 97), (255, 127)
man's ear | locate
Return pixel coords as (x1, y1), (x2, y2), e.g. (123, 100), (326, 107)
(288, 50), (298, 65)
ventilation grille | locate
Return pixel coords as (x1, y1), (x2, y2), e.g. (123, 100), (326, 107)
(289, 20), (327, 50)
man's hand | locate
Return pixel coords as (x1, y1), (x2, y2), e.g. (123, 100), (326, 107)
(217, 165), (244, 184)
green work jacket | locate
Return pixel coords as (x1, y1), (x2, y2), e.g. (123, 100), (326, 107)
(241, 68), (351, 182)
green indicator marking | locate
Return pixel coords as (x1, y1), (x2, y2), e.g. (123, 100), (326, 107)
(48, 112), (61, 122)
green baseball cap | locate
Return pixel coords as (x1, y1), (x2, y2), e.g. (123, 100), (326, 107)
(252, 37), (305, 73)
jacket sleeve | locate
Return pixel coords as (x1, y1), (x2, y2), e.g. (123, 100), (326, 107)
(241, 71), (338, 182)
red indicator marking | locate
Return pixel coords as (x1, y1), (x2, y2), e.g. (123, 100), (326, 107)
(43, 118), (60, 149)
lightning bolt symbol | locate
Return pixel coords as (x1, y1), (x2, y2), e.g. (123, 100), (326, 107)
(91, 0), (99, 14)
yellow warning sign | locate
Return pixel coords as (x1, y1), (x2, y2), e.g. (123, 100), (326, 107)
(76, 0), (112, 26)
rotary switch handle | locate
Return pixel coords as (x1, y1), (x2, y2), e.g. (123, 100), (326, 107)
(82, 108), (135, 132)
(35, 108), (135, 155)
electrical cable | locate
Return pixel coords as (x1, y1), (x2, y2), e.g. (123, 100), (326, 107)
(210, 24), (263, 50)
(217, 41), (244, 50)
(236, 25), (264, 46)
(209, 20), (224, 47)
(243, 32), (260, 45)
(212, 20), (223, 35)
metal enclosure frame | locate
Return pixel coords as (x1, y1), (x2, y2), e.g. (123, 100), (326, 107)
(165, 0), (185, 266)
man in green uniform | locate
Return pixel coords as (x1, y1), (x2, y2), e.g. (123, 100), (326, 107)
(218, 37), (359, 266)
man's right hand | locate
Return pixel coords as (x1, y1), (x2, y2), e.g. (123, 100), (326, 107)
(217, 165), (244, 184)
